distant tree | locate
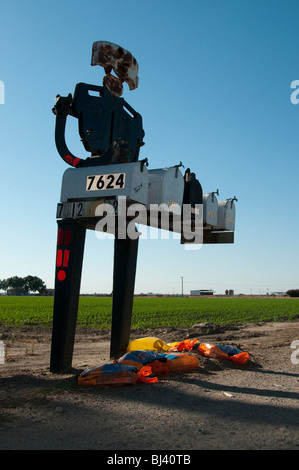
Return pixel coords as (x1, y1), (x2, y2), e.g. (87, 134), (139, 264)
(23, 275), (46, 294)
(0, 275), (47, 294)
(286, 289), (299, 298)
(5, 276), (25, 289)
(0, 279), (9, 290)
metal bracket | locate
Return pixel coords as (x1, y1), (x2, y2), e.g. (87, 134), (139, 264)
(211, 189), (219, 202)
(174, 161), (185, 178)
(52, 83), (144, 167)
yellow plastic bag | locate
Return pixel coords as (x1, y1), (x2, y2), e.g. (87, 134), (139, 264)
(127, 336), (169, 352)
(167, 341), (181, 349)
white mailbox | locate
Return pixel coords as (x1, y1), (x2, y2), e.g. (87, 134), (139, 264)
(217, 199), (236, 231)
(60, 162), (149, 205)
(147, 167), (184, 209)
(203, 193), (218, 227)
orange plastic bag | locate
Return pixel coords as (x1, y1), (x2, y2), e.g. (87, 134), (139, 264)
(115, 350), (166, 370)
(78, 363), (160, 386)
(195, 343), (229, 360)
(229, 352), (250, 364)
(168, 338), (198, 352)
(137, 365), (159, 383)
(193, 343), (249, 364)
(151, 352), (199, 374)
(116, 350), (199, 377)
(149, 361), (170, 377)
(78, 363), (141, 386)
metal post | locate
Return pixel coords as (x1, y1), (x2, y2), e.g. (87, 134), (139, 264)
(110, 234), (139, 358)
(50, 219), (86, 372)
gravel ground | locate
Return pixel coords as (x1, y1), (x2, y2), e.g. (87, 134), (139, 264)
(0, 320), (298, 451)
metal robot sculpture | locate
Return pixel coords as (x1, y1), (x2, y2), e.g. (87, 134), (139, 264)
(50, 41), (237, 373)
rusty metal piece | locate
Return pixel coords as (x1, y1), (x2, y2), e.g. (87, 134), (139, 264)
(91, 41), (139, 96)
(103, 73), (123, 97)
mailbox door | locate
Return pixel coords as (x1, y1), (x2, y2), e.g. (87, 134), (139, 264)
(147, 167), (184, 208)
(217, 200), (235, 231)
(203, 193), (218, 227)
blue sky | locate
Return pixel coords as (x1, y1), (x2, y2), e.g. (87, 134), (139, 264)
(0, 0), (299, 295)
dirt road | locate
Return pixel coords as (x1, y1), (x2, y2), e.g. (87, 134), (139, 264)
(0, 321), (298, 450)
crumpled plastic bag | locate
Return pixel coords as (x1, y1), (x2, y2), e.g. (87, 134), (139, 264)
(192, 342), (250, 364)
(77, 363), (159, 386)
(115, 350), (166, 370)
(116, 350), (199, 376)
(126, 336), (169, 352)
(153, 352), (199, 374)
(168, 338), (198, 352)
(77, 336), (250, 387)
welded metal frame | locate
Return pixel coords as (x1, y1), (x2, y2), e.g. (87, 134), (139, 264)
(50, 41), (236, 373)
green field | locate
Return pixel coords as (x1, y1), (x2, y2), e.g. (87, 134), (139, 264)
(0, 296), (298, 329)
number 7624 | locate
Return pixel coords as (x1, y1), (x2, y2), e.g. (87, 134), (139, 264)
(86, 173), (125, 191)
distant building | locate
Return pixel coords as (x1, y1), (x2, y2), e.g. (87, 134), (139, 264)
(225, 289), (234, 296)
(42, 288), (55, 296)
(270, 291), (286, 297)
(190, 289), (214, 296)
(6, 287), (26, 296)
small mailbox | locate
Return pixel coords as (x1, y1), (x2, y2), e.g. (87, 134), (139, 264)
(217, 199), (236, 231)
(147, 167), (185, 209)
(203, 192), (218, 227)
(60, 162), (149, 205)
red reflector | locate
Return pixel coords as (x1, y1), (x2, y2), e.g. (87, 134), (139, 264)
(63, 250), (70, 267)
(65, 154), (73, 165)
(57, 229), (64, 245)
(56, 249), (63, 267)
(65, 154), (82, 167)
(72, 157), (82, 167)
(64, 229), (72, 245)
(57, 270), (66, 281)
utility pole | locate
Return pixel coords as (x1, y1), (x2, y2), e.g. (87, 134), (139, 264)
(181, 276), (184, 297)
